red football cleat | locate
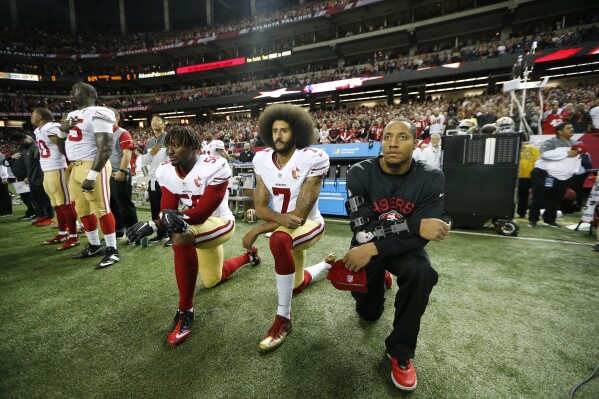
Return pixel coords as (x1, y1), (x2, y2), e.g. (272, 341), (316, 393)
(32, 216), (47, 226)
(390, 355), (417, 391)
(57, 238), (81, 251)
(166, 310), (194, 346)
(385, 271), (393, 290)
(43, 234), (67, 245)
(259, 314), (292, 351)
(36, 218), (55, 227)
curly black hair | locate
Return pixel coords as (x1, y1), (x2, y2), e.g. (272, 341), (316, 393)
(257, 104), (316, 149)
(165, 126), (202, 151)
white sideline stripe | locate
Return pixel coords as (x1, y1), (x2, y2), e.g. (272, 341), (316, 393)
(449, 230), (589, 245)
(322, 218), (591, 246)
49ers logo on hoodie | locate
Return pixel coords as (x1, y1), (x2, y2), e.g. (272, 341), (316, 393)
(379, 210), (404, 221)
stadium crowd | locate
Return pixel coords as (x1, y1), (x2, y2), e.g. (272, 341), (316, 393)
(2, 81), (598, 157)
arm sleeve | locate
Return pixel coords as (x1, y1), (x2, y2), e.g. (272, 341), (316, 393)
(118, 131), (135, 150)
(159, 186), (180, 212)
(307, 150), (330, 177)
(373, 171), (445, 258)
(540, 145), (569, 161)
(46, 124), (61, 137)
(182, 182), (228, 224)
(91, 109), (116, 133)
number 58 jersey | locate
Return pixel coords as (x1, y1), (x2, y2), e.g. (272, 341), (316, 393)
(156, 155), (234, 221)
(253, 147), (329, 224)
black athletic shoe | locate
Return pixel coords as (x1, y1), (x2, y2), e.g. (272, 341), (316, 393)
(164, 239), (172, 247)
(167, 310), (194, 346)
(148, 235), (166, 243)
(97, 247), (120, 269)
(72, 244), (105, 259)
(592, 244), (599, 252)
(527, 221), (537, 228)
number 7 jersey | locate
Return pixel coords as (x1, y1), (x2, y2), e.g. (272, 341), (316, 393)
(253, 147), (329, 224)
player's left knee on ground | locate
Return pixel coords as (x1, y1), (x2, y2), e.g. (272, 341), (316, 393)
(352, 291), (385, 321)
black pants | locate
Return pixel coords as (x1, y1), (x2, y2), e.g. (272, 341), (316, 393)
(351, 249), (438, 361)
(0, 182), (12, 215)
(148, 181), (166, 238)
(30, 183), (54, 218)
(568, 173), (588, 211)
(110, 176), (138, 233)
(529, 168), (571, 224)
(517, 178), (532, 218)
(20, 191), (36, 216)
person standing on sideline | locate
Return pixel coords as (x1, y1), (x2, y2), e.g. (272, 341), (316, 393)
(31, 108), (80, 249)
(203, 132), (230, 160)
(10, 132), (55, 226)
(421, 132), (442, 168)
(342, 118), (449, 391)
(528, 122), (581, 228)
(58, 82), (120, 268)
(242, 104), (331, 352)
(108, 109), (138, 239)
(517, 139), (540, 218)
(141, 114), (169, 243)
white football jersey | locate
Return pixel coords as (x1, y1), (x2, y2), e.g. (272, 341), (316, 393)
(65, 106), (116, 162)
(156, 155), (234, 221)
(253, 147), (329, 224)
(34, 121), (67, 172)
(203, 140), (225, 157)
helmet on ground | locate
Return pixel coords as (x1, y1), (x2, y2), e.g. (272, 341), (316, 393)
(245, 208), (257, 223)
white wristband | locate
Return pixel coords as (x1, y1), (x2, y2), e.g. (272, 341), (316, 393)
(86, 170), (100, 181)
(148, 220), (158, 232)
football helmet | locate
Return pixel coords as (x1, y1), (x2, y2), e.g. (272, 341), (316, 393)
(495, 116), (515, 133)
(245, 208), (257, 223)
(457, 119), (477, 135)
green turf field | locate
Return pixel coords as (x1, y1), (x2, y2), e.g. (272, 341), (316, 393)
(0, 204), (597, 399)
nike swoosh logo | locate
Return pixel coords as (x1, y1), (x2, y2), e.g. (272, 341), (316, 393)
(439, 193), (444, 197)
(175, 331), (189, 339)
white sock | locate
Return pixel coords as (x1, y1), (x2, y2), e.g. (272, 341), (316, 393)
(86, 229), (101, 246)
(69, 234), (78, 239)
(59, 230), (67, 236)
(104, 233), (117, 249)
(305, 261), (330, 279)
(275, 273), (295, 319)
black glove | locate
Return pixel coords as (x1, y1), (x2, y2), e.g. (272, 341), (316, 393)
(127, 221), (157, 243)
(160, 210), (189, 233)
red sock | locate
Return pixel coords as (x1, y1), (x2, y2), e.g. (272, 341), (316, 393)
(292, 270), (313, 295)
(61, 204), (77, 235)
(221, 253), (250, 281)
(80, 214), (98, 231)
(269, 231), (295, 274)
(99, 212), (116, 234)
(54, 206), (66, 232)
(173, 244), (199, 310)
(70, 202), (78, 219)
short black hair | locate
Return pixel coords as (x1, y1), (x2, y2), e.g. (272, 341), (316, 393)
(386, 118), (418, 140)
(165, 126), (202, 151)
(10, 131), (29, 142)
(74, 82), (98, 100)
(257, 104), (316, 149)
(555, 122), (572, 137)
(151, 114), (166, 123)
(33, 108), (54, 122)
